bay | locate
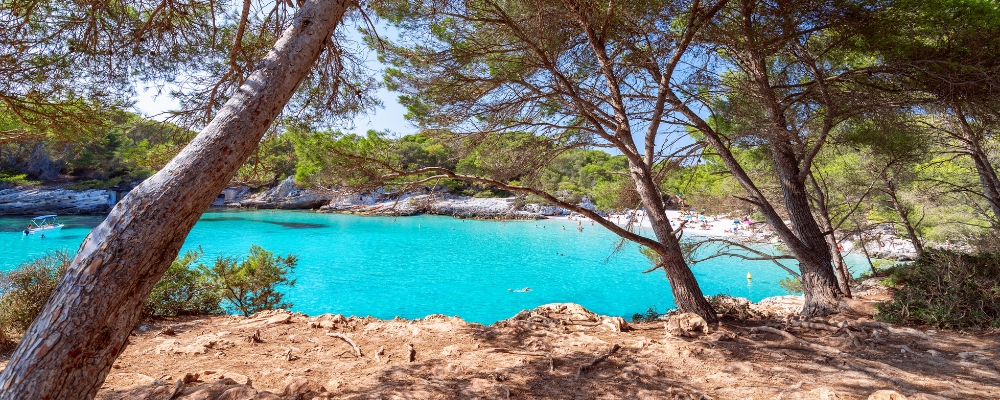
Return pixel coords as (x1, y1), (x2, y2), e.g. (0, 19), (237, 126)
(0, 210), (857, 323)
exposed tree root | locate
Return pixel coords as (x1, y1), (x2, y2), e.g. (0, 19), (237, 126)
(326, 332), (362, 357)
(485, 348), (555, 372)
(749, 326), (842, 354)
(577, 344), (620, 377)
(405, 343), (415, 362)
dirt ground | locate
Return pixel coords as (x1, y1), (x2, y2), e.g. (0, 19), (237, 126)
(2, 285), (998, 399)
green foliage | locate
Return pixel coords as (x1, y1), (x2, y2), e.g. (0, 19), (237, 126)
(143, 249), (223, 318)
(876, 250), (1000, 329)
(202, 245), (297, 317)
(0, 251), (71, 338)
(631, 307), (661, 323)
(778, 277), (804, 295)
(65, 177), (123, 191)
(0, 172), (39, 187)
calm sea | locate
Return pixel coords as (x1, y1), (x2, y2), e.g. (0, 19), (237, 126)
(0, 211), (861, 323)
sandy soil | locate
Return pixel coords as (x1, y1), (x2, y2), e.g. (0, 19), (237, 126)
(1, 288), (991, 400)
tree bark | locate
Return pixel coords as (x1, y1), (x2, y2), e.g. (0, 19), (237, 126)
(0, 2), (350, 398)
(882, 175), (923, 254)
(769, 144), (843, 316)
(807, 173), (853, 296)
(955, 107), (1000, 230)
(628, 161), (718, 324)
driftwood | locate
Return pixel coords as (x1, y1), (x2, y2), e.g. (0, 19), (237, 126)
(405, 343), (415, 362)
(326, 333), (362, 357)
(577, 344), (620, 377)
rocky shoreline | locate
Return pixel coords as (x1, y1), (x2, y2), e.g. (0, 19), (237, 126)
(8, 280), (988, 400)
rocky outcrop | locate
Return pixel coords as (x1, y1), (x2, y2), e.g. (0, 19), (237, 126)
(239, 177), (331, 209)
(324, 193), (545, 220)
(0, 186), (112, 214)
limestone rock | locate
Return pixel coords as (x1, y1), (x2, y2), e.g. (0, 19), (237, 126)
(664, 313), (709, 337)
(240, 176), (331, 209)
(868, 390), (908, 400)
(0, 186), (112, 214)
(601, 316), (631, 332)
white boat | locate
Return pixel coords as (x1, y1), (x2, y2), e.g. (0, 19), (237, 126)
(23, 215), (65, 235)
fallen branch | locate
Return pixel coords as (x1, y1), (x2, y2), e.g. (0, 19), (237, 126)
(577, 344), (620, 377)
(749, 326), (841, 354)
(326, 332), (362, 357)
(406, 343), (415, 362)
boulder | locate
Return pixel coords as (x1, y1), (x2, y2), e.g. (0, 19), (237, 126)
(664, 313), (709, 337)
(868, 391), (908, 400)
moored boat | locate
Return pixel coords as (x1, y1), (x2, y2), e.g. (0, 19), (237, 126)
(23, 215), (64, 235)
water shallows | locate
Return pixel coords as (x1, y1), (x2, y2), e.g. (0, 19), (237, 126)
(1, 210), (862, 323)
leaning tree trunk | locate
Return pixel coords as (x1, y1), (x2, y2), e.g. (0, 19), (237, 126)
(628, 162), (718, 323)
(0, 1), (350, 398)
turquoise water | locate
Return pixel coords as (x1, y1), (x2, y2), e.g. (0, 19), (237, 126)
(1, 211), (854, 323)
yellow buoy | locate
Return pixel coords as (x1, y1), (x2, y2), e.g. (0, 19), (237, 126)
(746, 272), (753, 281)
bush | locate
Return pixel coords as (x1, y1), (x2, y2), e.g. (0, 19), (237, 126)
(0, 251), (71, 338)
(143, 249), (223, 318)
(65, 177), (123, 191)
(876, 250), (1000, 329)
(203, 245), (297, 316)
(631, 306), (661, 323)
(778, 277), (803, 294)
(0, 172), (40, 187)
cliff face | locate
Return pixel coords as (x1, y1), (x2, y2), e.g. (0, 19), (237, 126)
(0, 187), (112, 215)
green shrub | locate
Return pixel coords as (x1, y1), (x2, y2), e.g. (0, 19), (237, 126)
(65, 177), (123, 191)
(778, 277), (804, 294)
(202, 245), (297, 316)
(143, 249), (223, 318)
(876, 250), (1000, 329)
(631, 306), (661, 323)
(0, 251), (71, 337)
(0, 172), (40, 187)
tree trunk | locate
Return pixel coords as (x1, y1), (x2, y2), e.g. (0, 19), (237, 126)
(0, 2), (350, 398)
(627, 162), (718, 323)
(882, 175), (923, 254)
(956, 106), (1000, 230)
(769, 145), (843, 316)
(807, 173), (853, 296)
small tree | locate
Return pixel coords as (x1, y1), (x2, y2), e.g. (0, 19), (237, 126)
(204, 245), (297, 316)
(143, 249), (224, 318)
